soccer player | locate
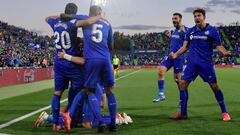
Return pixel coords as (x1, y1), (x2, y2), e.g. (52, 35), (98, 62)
(153, 13), (188, 102)
(60, 5), (117, 133)
(169, 8), (231, 121)
(112, 54), (120, 78)
(81, 5), (117, 132)
(46, 3), (105, 132)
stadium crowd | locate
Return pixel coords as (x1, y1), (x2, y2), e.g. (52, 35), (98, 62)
(0, 20), (239, 67)
(0, 21), (54, 68)
(127, 29), (239, 66)
(220, 25), (240, 51)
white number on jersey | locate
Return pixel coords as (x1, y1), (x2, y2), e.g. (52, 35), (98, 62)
(92, 24), (103, 43)
(54, 31), (71, 49)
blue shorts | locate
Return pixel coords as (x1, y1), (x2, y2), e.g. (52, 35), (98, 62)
(161, 55), (184, 74)
(181, 61), (217, 84)
(84, 59), (114, 89)
(54, 66), (85, 91)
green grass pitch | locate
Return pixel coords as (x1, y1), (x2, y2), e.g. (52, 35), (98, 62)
(0, 68), (239, 135)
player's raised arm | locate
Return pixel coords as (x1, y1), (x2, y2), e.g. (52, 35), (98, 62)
(45, 15), (59, 23)
(58, 50), (85, 65)
(75, 15), (105, 27)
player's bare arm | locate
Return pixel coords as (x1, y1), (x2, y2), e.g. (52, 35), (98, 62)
(216, 46), (231, 57)
(45, 15), (60, 23)
(58, 50), (85, 65)
(76, 15), (106, 27)
(169, 41), (189, 59)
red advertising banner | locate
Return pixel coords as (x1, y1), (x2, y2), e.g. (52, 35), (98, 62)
(0, 67), (54, 87)
(0, 65), (239, 87)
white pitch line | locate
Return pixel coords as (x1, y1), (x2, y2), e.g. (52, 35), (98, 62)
(0, 69), (141, 129)
(0, 99), (67, 129)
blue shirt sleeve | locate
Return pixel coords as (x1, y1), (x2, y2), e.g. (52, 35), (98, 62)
(108, 25), (114, 46)
(47, 18), (57, 30)
(211, 27), (222, 47)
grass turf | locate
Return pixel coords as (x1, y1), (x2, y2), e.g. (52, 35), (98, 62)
(0, 68), (239, 135)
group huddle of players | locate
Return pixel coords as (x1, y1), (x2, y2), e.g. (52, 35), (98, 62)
(34, 2), (232, 134)
(34, 3), (132, 133)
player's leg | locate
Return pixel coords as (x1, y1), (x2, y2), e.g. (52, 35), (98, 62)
(113, 65), (119, 79)
(209, 83), (230, 121)
(199, 63), (230, 121)
(84, 59), (106, 133)
(52, 72), (68, 131)
(174, 73), (181, 90)
(153, 56), (172, 102)
(103, 59), (117, 132)
(67, 87), (80, 110)
(169, 80), (190, 120)
(116, 66), (120, 78)
(173, 56), (185, 90)
(170, 62), (197, 120)
(67, 68), (85, 110)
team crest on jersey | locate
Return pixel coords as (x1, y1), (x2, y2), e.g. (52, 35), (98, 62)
(190, 35), (194, 40)
(205, 31), (210, 35)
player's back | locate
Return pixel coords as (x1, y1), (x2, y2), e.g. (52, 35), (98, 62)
(47, 18), (81, 69)
(82, 20), (113, 60)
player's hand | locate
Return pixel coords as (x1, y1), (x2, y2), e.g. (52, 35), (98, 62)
(223, 52), (231, 57)
(60, 13), (73, 21)
(58, 50), (66, 59)
(99, 15), (109, 23)
(179, 25), (186, 32)
(169, 52), (177, 59)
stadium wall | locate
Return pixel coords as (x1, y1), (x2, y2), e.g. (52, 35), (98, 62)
(0, 67), (54, 87)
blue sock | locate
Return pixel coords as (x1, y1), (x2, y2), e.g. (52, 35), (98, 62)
(51, 94), (60, 125)
(69, 91), (86, 118)
(214, 90), (227, 113)
(67, 87), (79, 110)
(88, 93), (103, 122)
(107, 93), (117, 126)
(180, 90), (188, 115)
(158, 80), (164, 96)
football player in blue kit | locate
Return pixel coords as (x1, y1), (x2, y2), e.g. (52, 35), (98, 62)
(169, 8), (231, 121)
(153, 13), (188, 102)
(45, 3), (105, 132)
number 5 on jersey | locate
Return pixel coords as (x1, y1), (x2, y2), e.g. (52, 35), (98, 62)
(92, 24), (103, 43)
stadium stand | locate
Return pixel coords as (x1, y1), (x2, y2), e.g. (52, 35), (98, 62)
(0, 20), (239, 67)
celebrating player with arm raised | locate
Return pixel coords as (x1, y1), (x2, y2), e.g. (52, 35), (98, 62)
(153, 13), (188, 102)
(169, 8), (231, 121)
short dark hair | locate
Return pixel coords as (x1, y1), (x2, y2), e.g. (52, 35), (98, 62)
(173, 13), (182, 19)
(193, 8), (206, 17)
(89, 5), (102, 17)
(65, 3), (78, 15)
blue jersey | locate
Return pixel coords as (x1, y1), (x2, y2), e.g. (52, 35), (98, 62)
(185, 24), (221, 63)
(170, 26), (188, 53)
(82, 20), (113, 59)
(47, 16), (87, 69)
